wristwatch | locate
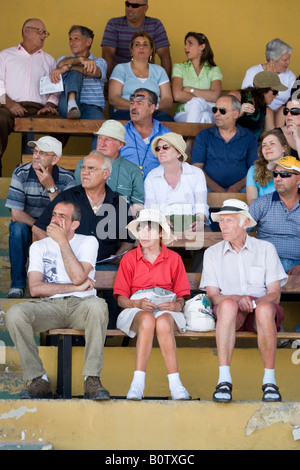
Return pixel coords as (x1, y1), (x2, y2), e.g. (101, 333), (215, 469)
(67, 63), (72, 71)
(190, 88), (195, 93)
(47, 187), (58, 194)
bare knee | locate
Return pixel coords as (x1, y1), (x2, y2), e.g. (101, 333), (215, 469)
(156, 314), (174, 336)
(216, 298), (238, 323)
(255, 302), (276, 327)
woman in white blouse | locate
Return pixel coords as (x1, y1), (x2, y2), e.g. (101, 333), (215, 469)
(144, 132), (209, 235)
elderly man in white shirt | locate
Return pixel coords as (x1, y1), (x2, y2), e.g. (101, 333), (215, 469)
(200, 199), (288, 403)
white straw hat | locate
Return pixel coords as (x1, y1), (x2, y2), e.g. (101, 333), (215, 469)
(126, 209), (175, 244)
(93, 120), (126, 144)
(151, 132), (189, 162)
(211, 199), (257, 228)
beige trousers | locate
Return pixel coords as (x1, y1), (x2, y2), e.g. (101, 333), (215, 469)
(5, 296), (108, 381)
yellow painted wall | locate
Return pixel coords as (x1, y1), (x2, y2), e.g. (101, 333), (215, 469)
(1, 0), (299, 176)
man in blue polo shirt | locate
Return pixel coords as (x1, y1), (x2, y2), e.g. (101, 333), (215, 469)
(5, 136), (76, 298)
(121, 88), (170, 178)
(192, 95), (258, 192)
(249, 156), (300, 274)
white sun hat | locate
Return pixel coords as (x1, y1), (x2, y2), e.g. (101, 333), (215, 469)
(126, 209), (175, 244)
(211, 198), (257, 228)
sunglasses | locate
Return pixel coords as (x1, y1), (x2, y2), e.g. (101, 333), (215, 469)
(125, 1), (145, 7)
(212, 106), (227, 115)
(283, 107), (300, 116)
(154, 144), (171, 152)
(273, 170), (299, 178)
(271, 89), (279, 96)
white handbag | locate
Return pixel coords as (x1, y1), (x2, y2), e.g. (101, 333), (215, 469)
(183, 294), (215, 332)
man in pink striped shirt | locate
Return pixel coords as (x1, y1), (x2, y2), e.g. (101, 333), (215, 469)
(0, 18), (59, 175)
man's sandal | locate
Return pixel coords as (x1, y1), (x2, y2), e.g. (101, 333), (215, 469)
(212, 382), (232, 403)
(262, 383), (282, 402)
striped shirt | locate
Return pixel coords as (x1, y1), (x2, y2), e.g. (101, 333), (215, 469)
(101, 16), (170, 65)
(57, 53), (107, 109)
(249, 191), (300, 261)
(5, 163), (76, 218)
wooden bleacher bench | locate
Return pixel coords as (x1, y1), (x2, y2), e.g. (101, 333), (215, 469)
(14, 117), (212, 137)
(48, 271), (300, 398)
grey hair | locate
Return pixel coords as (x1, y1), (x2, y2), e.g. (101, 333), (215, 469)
(86, 151), (112, 174)
(220, 94), (242, 113)
(265, 38), (292, 62)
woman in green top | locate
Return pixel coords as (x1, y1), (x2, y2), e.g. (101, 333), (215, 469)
(172, 32), (222, 123)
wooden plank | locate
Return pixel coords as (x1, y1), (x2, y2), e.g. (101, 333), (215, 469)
(207, 192), (247, 208)
(14, 118), (212, 137)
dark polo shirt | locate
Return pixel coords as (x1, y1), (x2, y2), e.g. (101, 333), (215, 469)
(34, 184), (134, 262)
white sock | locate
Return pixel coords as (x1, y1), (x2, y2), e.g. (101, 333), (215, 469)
(218, 366), (232, 384)
(132, 370), (146, 389)
(67, 99), (78, 111)
(263, 368), (276, 385)
(167, 372), (182, 389)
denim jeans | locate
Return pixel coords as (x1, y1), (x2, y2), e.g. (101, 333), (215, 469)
(58, 70), (105, 148)
(9, 221), (32, 288)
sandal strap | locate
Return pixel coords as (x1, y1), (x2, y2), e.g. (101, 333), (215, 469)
(262, 383), (279, 392)
(215, 381), (232, 392)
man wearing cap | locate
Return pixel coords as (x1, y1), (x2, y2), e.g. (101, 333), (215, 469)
(200, 199), (287, 403)
(5, 136), (76, 298)
(249, 156), (300, 274)
(101, 0), (172, 80)
(121, 88), (171, 178)
(192, 95), (258, 192)
(74, 120), (144, 216)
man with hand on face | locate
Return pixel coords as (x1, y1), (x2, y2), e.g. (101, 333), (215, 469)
(5, 201), (110, 400)
(5, 136), (75, 299)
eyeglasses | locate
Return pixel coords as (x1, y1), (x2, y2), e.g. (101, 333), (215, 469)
(273, 170), (299, 178)
(283, 107), (300, 116)
(32, 149), (55, 157)
(212, 106), (227, 115)
(271, 89), (279, 96)
(26, 26), (50, 37)
(125, 1), (145, 8)
(154, 144), (171, 152)
(129, 93), (147, 103)
(80, 165), (107, 172)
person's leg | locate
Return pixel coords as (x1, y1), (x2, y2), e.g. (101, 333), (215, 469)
(0, 106), (15, 176)
(156, 313), (190, 399)
(126, 311), (156, 399)
(253, 301), (282, 401)
(80, 104), (105, 150)
(58, 71), (83, 118)
(8, 221), (32, 293)
(5, 299), (68, 381)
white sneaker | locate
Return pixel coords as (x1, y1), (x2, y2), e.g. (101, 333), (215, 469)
(171, 385), (190, 400)
(126, 383), (144, 400)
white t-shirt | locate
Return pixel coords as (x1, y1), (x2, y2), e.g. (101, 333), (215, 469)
(28, 234), (99, 298)
(241, 64), (296, 110)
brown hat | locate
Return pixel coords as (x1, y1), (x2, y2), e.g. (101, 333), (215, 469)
(253, 71), (288, 91)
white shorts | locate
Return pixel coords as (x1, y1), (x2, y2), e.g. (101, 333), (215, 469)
(116, 288), (186, 338)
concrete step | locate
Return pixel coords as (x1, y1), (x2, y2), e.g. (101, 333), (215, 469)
(0, 217), (10, 250)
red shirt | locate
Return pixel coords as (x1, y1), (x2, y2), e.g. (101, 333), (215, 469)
(113, 243), (190, 299)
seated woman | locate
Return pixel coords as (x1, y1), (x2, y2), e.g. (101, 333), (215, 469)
(281, 98), (300, 159)
(241, 38), (296, 126)
(144, 132), (209, 234)
(108, 31), (174, 122)
(246, 128), (290, 205)
(113, 209), (191, 400)
(230, 71), (287, 139)
(171, 32), (222, 123)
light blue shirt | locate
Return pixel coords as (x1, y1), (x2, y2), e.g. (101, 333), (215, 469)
(246, 165), (275, 197)
(120, 119), (170, 178)
(110, 62), (169, 102)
